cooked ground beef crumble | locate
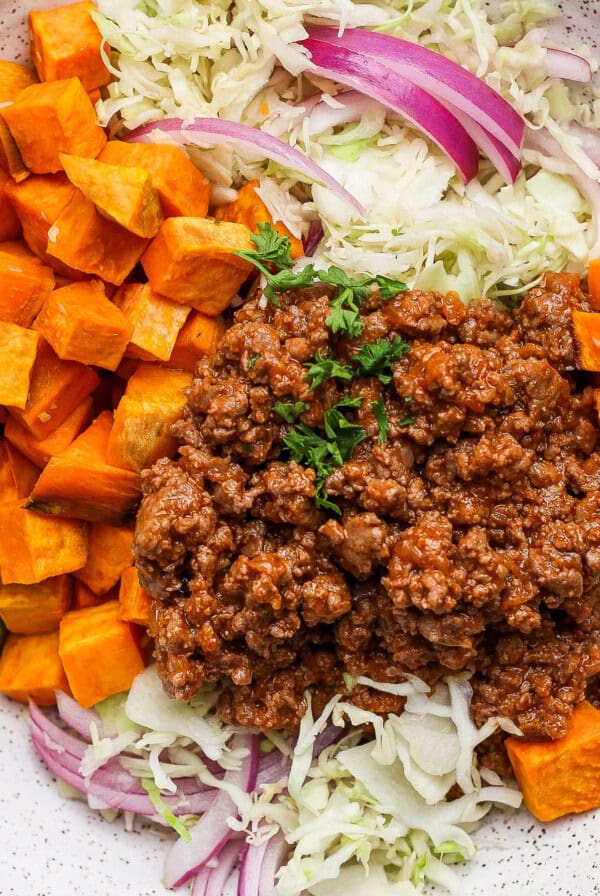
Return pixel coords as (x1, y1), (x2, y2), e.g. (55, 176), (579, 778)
(134, 272), (600, 766)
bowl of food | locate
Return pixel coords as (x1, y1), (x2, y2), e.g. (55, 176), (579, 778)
(0, 1), (599, 894)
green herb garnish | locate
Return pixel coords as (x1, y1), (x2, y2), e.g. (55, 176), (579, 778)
(303, 352), (354, 391)
(371, 395), (389, 444)
(236, 222), (296, 271)
(353, 336), (410, 384)
(273, 401), (310, 423)
(247, 353), (260, 370)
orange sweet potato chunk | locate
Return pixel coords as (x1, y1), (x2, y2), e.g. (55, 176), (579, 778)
(4, 396), (93, 468)
(114, 282), (190, 362)
(72, 579), (108, 609)
(0, 241), (55, 326)
(0, 60), (37, 103)
(0, 440), (39, 504)
(0, 575), (72, 635)
(47, 189), (148, 285)
(27, 411), (141, 524)
(60, 153), (162, 238)
(8, 340), (100, 439)
(118, 567), (152, 627)
(99, 141), (210, 217)
(0, 501), (88, 584)
(2, 77), (106, 174)
(74, 523), (134, 595)
(141, 217), (254, 314)
(0, 321), (40, 408)
(0, 115), (29, 182)
(0, 169), (21, 241)
(216, 179), (304, 258)
(506, 701), (600, 822)
(29, 1), (111, 91)
(0, 630), (68, 706)
(36, 280), (133, 370)
(573, 310), (600, 371)
(59, 600), (145, 707)
(166, 310), (226, 372)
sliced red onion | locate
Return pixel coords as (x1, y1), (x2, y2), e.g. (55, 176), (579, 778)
(544, 48), (592, 82)
(446, 103), (521, 184)
(256, 750), (290, 788)
(191, 837), (244, 896)
(258, 832), (288, 896)
(125, 118), (365, 218)
(56, 690), (104, 741)
(306, 90), (380, 137)
(313, 722), (345, 756)
(238, 843), (262, 896)
(566, 122), (600, 167)
(303, 26), (524, 158)
(29, 700), (86, 759)
(163, 733), (259, 889)
(301, 38), (479, 183)
(303, 221), (324, 257)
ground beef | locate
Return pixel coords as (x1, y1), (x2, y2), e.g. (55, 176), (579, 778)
(135, 272), (600, 766)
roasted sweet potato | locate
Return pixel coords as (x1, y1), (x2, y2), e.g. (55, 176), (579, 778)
(0, 501), (87, 584)
(587, 260), (600, 311)
(0, 575), (72, 635)
(99, 141), (210, 217)
(0, 630), (68, 705)
(0, 60), (37, 103)
(2, 77), (106, 174)
(27, 411), (141, 524)
(0, 321), (40, 408)
(8, 339), (99, 439)
(216, 179), (304, 258)
(59, 599), (145, 707)
(0, 240), (55, 326)
(4, 396), (93, 468)
(118, 567), (152, 627)
(29, 1), (111, 91)
(0, 169), (22, 241)
(114, 282), (190, 362)
(0, 440), (39, 504)
(0, 116), (29, 182)
(166, 311), (226, 372)
(141, 217), (254, 313)
(74, 523), (134, 595)
(573, 310), (600, 371)
(72, 579), (108, 609)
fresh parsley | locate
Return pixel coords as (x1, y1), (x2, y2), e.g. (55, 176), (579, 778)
(371, 395), (389, 444)
(273, 401), (310, 423)
(303, 352), (354, 391)
(322, 396), (366, 464)
(236, 222), (295, 271)
(352, 336), (410, 384)
(247, 353), (260, 370)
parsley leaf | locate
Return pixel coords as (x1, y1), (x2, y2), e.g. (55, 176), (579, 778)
(323, 396), (366, 463)
(399, 415), (416, 426)
(371, 395), (389, 444)
(303, 352), (354, 391)
(374, 275), (408, 300)
(273, 401), (310, 423)
(352, 336), (410, 384)
(262, 265), (316, 304)
(247, 354), (260, 370)
(235, 222), (295, 271)
(324, 288), (364, 338)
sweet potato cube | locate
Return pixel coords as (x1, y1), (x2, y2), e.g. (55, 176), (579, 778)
(0, 60), (37, 103)
(2, 77), (106, 174)
(0, 440), (39, 504)
(36, 280), (133, 370)
(216, 179), (304, 258)
(0, 321), (40, 408)
(0, 631), (68, 706)
(8, 340), (99, 439)
(0, 169), (21, 241)
(0, 575), (72, 635)
(166, 311), (226, 372)
(106, 365), (191, 472)
(506, 701), (600, 822)
(59, 600), (145, 707)
(0, 241), (55, 326)
(74, 523), (134, 595)
(573, 310), (600, 371)
(118, 567), (152, 627)
(47, 189), (148, 285)
(72, 579), (107, 609)
(114, 282), (190, 362)
(0, 116), (29, 182)
(27, 411), (141, 524)
(4, 396), (92, 468)
(29, 1), (110, 91)
(141, 217), (254, 314)
(0, 501), (87, 584)
(60, 153), (162, 238)
(99, 141), (210, 217)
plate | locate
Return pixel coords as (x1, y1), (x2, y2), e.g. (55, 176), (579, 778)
(0, 1), (599, 894)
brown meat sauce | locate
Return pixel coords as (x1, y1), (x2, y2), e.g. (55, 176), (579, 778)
(134, 272), (600, 764)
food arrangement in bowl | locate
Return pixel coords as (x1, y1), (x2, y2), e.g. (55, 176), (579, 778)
(1, 0), (600, 893)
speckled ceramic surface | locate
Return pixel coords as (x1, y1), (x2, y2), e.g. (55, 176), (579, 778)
(1, 1), (600, 894)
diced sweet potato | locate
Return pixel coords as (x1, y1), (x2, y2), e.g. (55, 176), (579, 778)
(118, 566), (152, 627)
(35, 280), (133, 370)
(27, 411), (141, 524)
(589, 259), (600, 311)
(0, 575), (72, 634)
(216, 179), (304, 258)
(2, 77), (106, 174)
(573, 310), (600, 371)
(0, 630), (68, 705)
(74, 523), (134, 595)
(0, 60), (37, 103)
(72, 579), (107, 609)
(165, 310), (226, 372)
(59, 599), (145, 707)
(141, 217), (254, 313)
(106, 365), (192, 472)
(0, 169), (21, 240)
(0, 240), (55, 326)
(60, 153), (162, 238)
(47, 189), (148, 285)
(114, 282), (190, 362)
(506, 701), (600, 822)
(0, 501), (88, 584)
(0, 440), (39, 504)
(29, 1), (110, 91)
(0, 321), (40, 408)
(8, 339), (100, 439)
(98, 141), (210, 217)
(0, 116), (29, 182)
(4, 396), (93, 468)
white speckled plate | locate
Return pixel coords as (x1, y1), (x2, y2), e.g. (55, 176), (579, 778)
(1, 1), (600, 894)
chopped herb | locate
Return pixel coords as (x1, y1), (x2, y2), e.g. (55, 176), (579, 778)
(303, 352), (354, 391)
(352, 336), (410, 384)
(391, 227), (401, 237)
(375, 275), (410, 301)
(273, 401), (310, 423)
(371, 395), (389, 444)
(247, 353), (260, 369)
(235, 221), (295, 271)
(318, 267), (407, 337)
(323, 396), (366, 463)
(399, 415), (416, 426)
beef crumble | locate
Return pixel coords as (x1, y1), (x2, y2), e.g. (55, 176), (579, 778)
(134, 272), (600, 759)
